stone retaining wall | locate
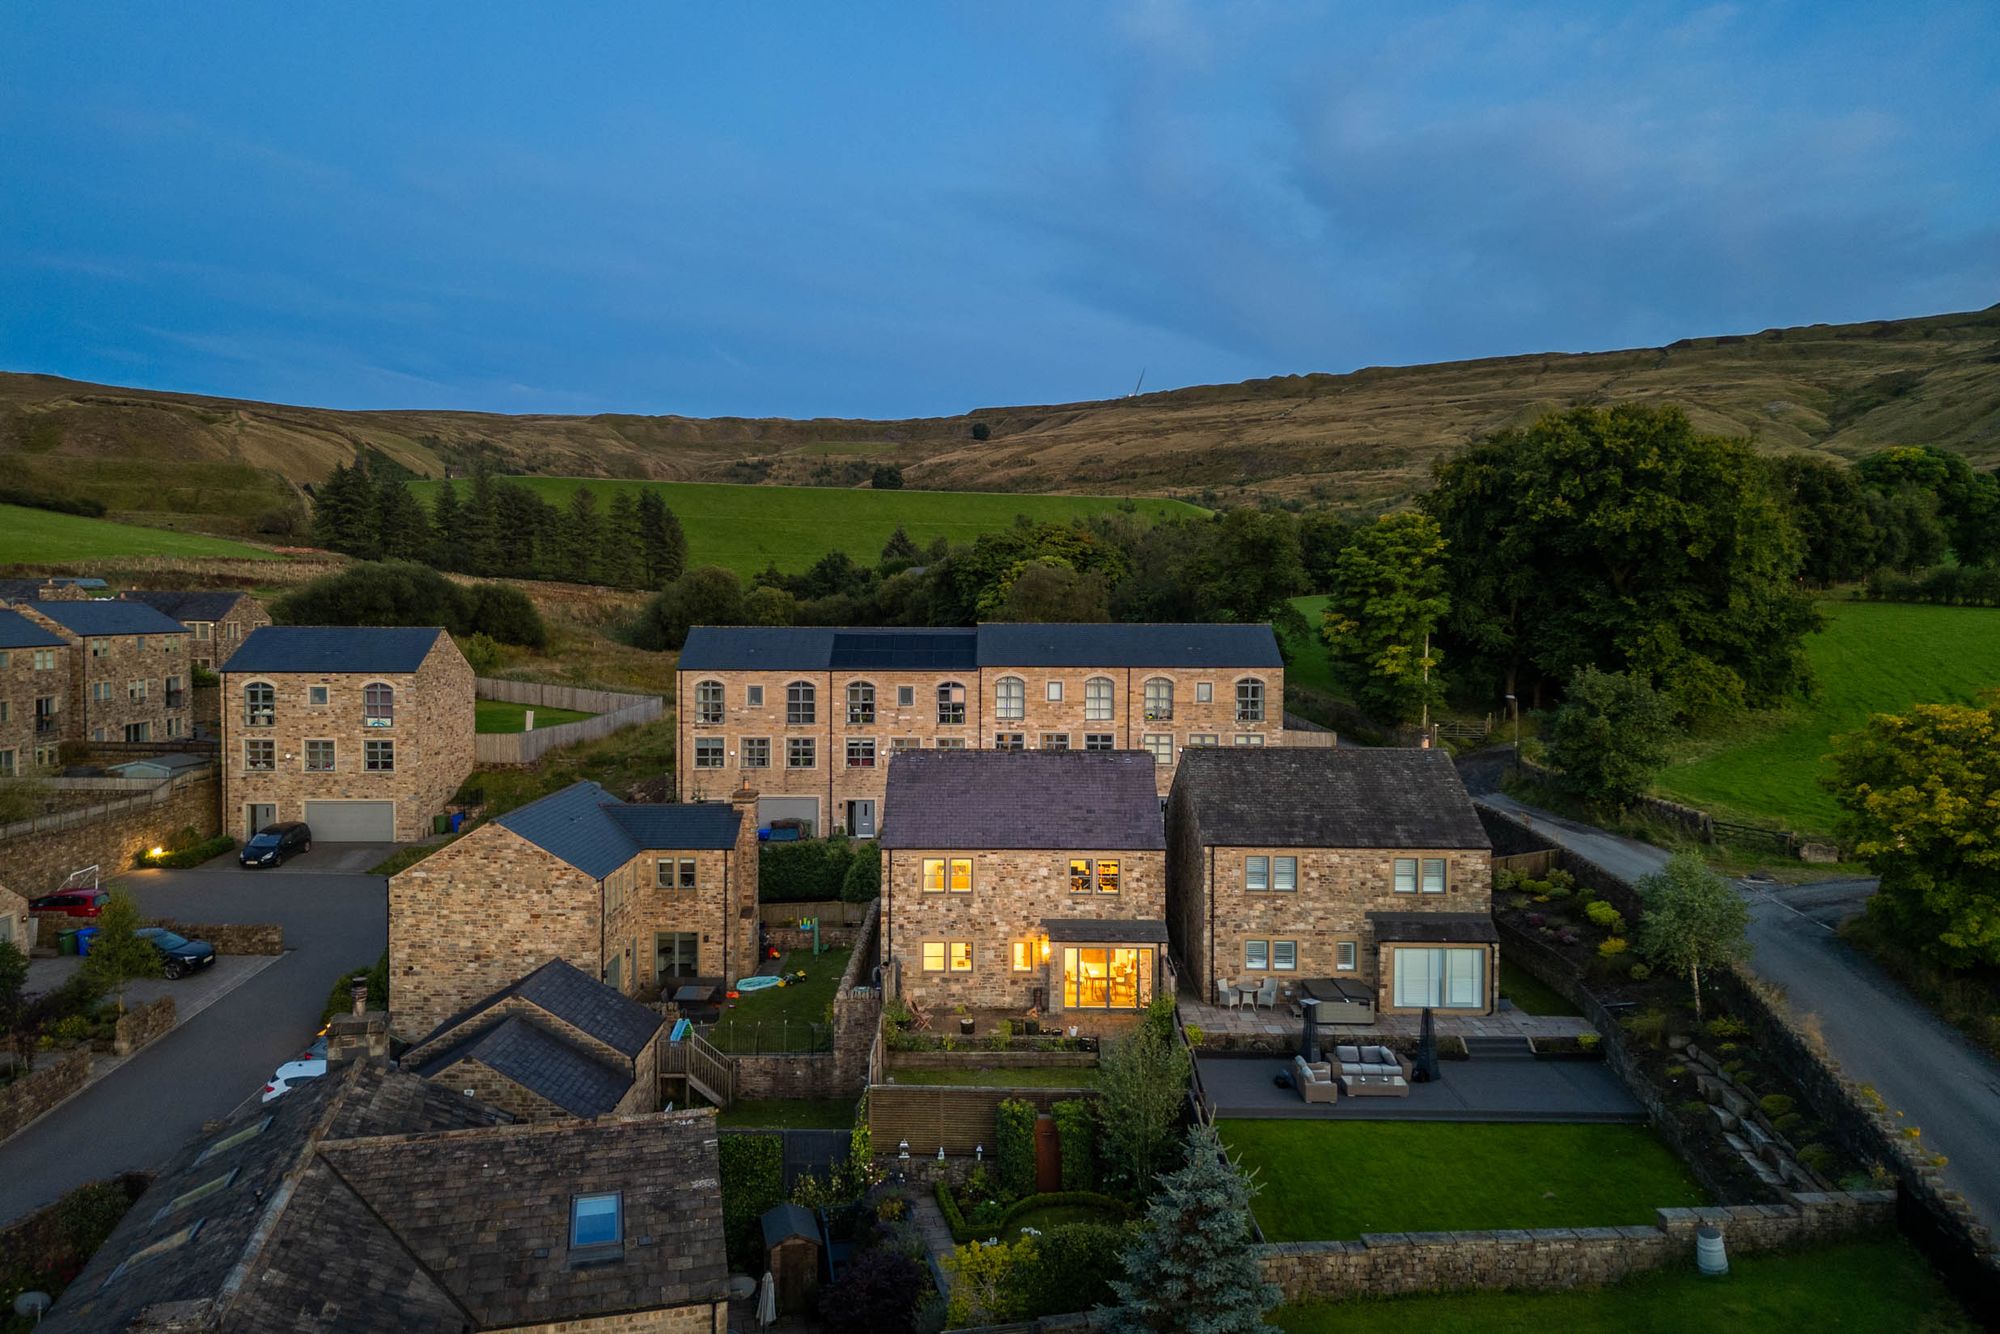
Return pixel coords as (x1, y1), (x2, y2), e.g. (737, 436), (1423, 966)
(0, 1048), (91, 1143)
(735, 1052), (844, 1100)
(0, 770), (220, 901)
(150, 919), (284, 955)
(114, 995), (176, 1056)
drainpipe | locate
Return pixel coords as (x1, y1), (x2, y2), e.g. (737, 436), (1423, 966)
(826, 669), (833, 833)
(1207, 844), (1216, 1002)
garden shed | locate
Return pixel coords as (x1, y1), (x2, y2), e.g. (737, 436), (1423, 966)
(759, 1202), (821, 1314)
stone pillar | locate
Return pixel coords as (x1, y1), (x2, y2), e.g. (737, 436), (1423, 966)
(730, 785), (762, 980)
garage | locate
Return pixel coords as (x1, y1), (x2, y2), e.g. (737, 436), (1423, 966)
(757, 797), (819, 838)
(304, 800), (397, 842)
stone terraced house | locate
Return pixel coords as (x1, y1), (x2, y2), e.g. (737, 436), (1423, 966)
(1165, 746), (1497, 1016)
(219, 625), (474, 843)
(11, 599), (193, 746)
(389, 780), (760, 1039)
(879, 748), (1170, 1016)
(0, 607), (71, 775)
(676, 621), (1285, 837)
(121, 588), (271, 671)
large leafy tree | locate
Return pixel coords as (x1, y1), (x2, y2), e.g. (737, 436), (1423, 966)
(1768, 454), (1879, 586)
(1093, 997), (1190, 1197)
(1320, 510), (1449, 723)
(1825, 698), (2000, 967)
(1424, 405), (1818, 711)
(1856, 445), (2000, 567)
(1105, 1123), (1278, 1334)
(1542, 667), (1675, 808)
(1637, 852), (1749, 1021)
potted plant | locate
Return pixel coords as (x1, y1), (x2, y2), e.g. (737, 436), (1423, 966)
(1021, 1005), (1042, 1037)
(955, 1003), (974, 1037)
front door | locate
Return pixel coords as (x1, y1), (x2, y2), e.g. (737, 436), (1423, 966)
(656, 932), (700, 980)
(845, 800), (876, 838)
(246, 804), (277, 839)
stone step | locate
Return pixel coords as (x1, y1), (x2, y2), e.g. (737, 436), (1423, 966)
(1461, 1036), (1536, 1061)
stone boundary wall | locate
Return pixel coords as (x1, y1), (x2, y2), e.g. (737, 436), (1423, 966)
(472, 677), (664, 766)
(830, 910), (882, 1092)
(0, 1171), (152, 1279)
(150, 919), (284, 955)
(735, 1052), (843, 1100)
(114, 995), (176, 1056)
(888, 1050), (1099, 1072)
(0, 1048), (92, 1143)
(0, 770), (220, 901)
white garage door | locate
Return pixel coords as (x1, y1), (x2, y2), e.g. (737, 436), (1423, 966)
(757, 797), (818, 837)
(304, 800), (396, 842)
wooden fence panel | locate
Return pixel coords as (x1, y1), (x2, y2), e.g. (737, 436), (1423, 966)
(868, 1084), (1095, 1157)
(758, 900), (874, 929)
(473, 677), (664, 766)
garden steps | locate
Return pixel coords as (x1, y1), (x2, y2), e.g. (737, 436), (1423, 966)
(1462, 1036), (1535, 1062)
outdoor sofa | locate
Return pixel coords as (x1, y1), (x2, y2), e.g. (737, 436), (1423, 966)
(1292, 1056), (1340, 1104)
(1333, 1044), (1412, 1097)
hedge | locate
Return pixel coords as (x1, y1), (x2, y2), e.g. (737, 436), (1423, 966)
(719, 1132), (785, 1271)
(995, 1098), (1037, 1198)
(936, 1184), (1131, 1244)
(760, 838), (856, 903)
(140, 835), (236, 869)
(1053, 1098), (1096, 1191)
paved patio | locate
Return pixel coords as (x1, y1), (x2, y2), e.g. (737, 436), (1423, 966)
(1198, 1053), (1642, 1122)
(1181, 994), (1595, 1042)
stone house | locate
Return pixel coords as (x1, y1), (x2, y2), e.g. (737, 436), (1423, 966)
(389, 780), (759, 1039)
(121, 589), (271, 672)
(1165, 746), (1496, 1016)
(676, 621), (1285, 836)
(401, 957), (666, 1121)
(0, 608), (71, 775)
(43, 1059), (729, 1333)
(0, 576), (106, 602)
(219, 625), (474, 843)
(879, 749), (1169, 1016)
(0, 881), (28, 952)
(12, 600), (193, 746)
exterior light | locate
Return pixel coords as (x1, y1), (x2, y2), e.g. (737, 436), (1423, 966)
(975, 1144), (983, 1162)
(937, 1145), (945, 1161)
(148, 846), (165, 858)
(898, 1140), (910, 1161)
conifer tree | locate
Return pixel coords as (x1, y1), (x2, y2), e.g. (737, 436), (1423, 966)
(881, 524), (920, 566)
(1105, 1124), (1279, 1334)
(311, 461), (377, 557)
(374, 474), (434, 563)
(429, 479), (467, 571)
(600, 490), (644, 587)
(463, 464), (501, 575)
(636, 489), (688, 586)
(560, 487), (602, 584)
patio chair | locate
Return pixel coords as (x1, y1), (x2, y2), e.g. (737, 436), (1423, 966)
(1254, 978), (1278, 1008)
(1218, 977), (1243, 1008)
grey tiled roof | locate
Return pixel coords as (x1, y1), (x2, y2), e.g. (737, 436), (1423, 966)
(1367, 911), (1501, 943)
(120, 589), (252, 622)
(221, 624), (442, 674)
(878, 750), (1166, 850)
(762, 1202), (819, 1249)
(677, 622), (1281, 672)
(495, 781), (741, 880)
(0, 608), (66, 649)
(1041, 917), (1170, 944)
(417, 1014), (634, 1118)
(1172, 746), (1489, 850)
(21, 599), (188, 637)
(411, 957), (663, 1060)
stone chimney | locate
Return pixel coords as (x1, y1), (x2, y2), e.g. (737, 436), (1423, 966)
(326, 974), (390, 1066)
(729, 785), (762, 977)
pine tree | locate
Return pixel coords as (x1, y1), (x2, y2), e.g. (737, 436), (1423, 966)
(464, 463), (501, 575)
(637, 489), (688, 587)
(374, 475), (434, 562)
(881, 524), (920, 566)
(1104, 1124), (1279, 1334)
(561, 487), (603, 584)
(311, 461), (378, 557)
(430, 479), (467, 571)
(600, 490), (644, 587)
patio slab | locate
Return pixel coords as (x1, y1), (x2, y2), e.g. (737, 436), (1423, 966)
(1198, 1053), (1643, 1122)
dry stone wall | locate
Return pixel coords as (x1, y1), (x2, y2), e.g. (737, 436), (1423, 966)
(0, 1048), (91, 1143)
(0, 771), (218, 900)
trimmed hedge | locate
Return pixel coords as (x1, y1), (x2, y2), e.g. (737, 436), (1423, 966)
(719, 1132), (785, 1271)
(840, 848), (881, 902)
(140, 835), (236, 869)
(1053, 1098), (1096, 1191)
(936, 1184), (1131, 1244)
(995, 1098), (1037, 1198)
(760, 837), (856, 903)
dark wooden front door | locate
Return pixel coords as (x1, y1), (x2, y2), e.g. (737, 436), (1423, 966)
(1034, 1115), (1060, 1192)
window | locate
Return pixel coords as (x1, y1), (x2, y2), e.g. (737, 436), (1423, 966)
(1046, 680), (1064, 702)
(786, 681), (815, 725)
(1142, 733), (1173, 765)
(154, 1168), (239, 1221)
(89, 637), (109, 658)
(195, 622), (213, 642)
(1064, 946), (1154, 1009)
(0, 702), (7, 723)
(1083, 733), (1114, 751)
(365, 739), (395, 772)
(364, 682), (394, 725)
(304, 740), (335, 773)
(244, 681), (274, 727)
(1143, 678), (1173, 720)
(936, 680), (966, 725)
(846, 738), (876, 768)
(1337, 940), (1359, 972)
(1187, 733), (1217, 747)
(1275, 856), (1298, 891)
(128, 679), (148, 702)
(654, 858), (697, 890)
(787, 737), (816, 769)
(244, 739), (274, 772)
(0, 750), (12, 779)
(91, 681), (112, 703)
(123, 722), (151, 743)
(1393, 858), (1418, 894)
(949, 941), (974, 971)
(1196, 681), (1213, 703)
(1245, 940), (1269, 971)
(846, 681), (875, 724)
(1245, 856), (1269, 891)
(1421, 857), (1447, 894)
(890, 736), (920, 752)
(922, 857), (973, 893)
(1233, 733), (1265, 746)
(1236, 679), (1265, 722)
(1012, 941), (1035, 971)
(307, 684), (329, 706)
(1393, 947), (1486, 1009)
(695, 680), (724, 724)
(1274, 941), (1298, 971)
(570, 1192), (623, 1255)
(1097, 858), (1120, 894)
(934, 737), (965, 750)
(897, 685), (914, 707)
(922, 942), (947, 971)
(34, 649), (56, 670)
(194, 1115), (272, 1165)
(694, 738), (725, 769)
(1070, 859), (1118, 893)
(995, 676), (1025, 720)
(741, 737), (770, 768)
(1084, 676), (1114, 722)
(994, 731), (1024, 750)
(35, 744), (59, 768)
(746, 685), (764, 707)
(1040, 732), (1070, 751)
(102, 1221), (206, 1288)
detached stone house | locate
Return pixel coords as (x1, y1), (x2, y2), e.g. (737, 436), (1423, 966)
(676, 622), (1285, 837)
(389, 780), (759, 1039)
(0, 881), (28, 951)
(1165, 747), (1497, 1016)
(219, 625), (474, 843)
(43, 1060), (729, 1333)
(0, 608), (70, 775)
(401, 958), (666, 1122)
(879, 749), (1169, 1016)
(12, 599), (193, 746)
(121, 589), (271, 672)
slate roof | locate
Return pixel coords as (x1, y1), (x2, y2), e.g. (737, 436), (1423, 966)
(1171, 746), (1489, 850)
(1367, 911), (1501, 944)
(415, 1014), (634, 1118)
(0, 576), (106, 599)
(0, 608), (66, 649)
(410, 957), (662, 1061)
(677, 622), (1281, 672)
(878, 750), (1166, 851)
(120, 588), (252, 622)
(20, 599), (187, 637)
(1041, 917), (1171, 944)
(220, 624), (443, 674)
(106, 753), (214, 777)
(494, 780), (742, 880)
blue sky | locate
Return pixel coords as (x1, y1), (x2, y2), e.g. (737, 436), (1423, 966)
(3, 2), (1996, 419)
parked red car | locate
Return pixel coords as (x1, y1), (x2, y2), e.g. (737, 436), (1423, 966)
(29, 890), (108, 918)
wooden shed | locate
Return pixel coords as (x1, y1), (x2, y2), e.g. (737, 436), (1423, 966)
(759, 1202), (821, 1314)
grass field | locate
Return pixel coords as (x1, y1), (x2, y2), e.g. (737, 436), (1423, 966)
(1275, 1237), (1970, 1333)
(0, 503), (277, 563)
(407, 476), (1204, 577)
(1657, 600), (2000, 833)
(473, 699), (596, 733)
(1219, 1121), (1705, 1240)
(1282, 595), (1338, 693)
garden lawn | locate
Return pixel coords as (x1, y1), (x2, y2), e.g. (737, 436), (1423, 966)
(474, 698), (596, 733)
(1657, 600), (2000, 834)
(1499, 958), (1581, 1016)
(1005, 1200), (1129, 1233)
(713, 1098), (856, 1129)
(0, 503), (277, 562)
(1281, 595), (1339, 694)
(890, 1065), (1100, 1088)
(1274, 1237), (1970, 1333)
(409, 476), (1204, 577)
(1218, 1121), (1705, 1240)
(706, 948), (852, 1053)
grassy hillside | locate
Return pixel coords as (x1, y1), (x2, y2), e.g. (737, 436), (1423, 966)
(0, 504), (277, 563)
(1656, 600), (2000, 833)
(1282, 595), (1338, 693)
(408, 476), (1204, 577)
(5, 305), (1997, 535)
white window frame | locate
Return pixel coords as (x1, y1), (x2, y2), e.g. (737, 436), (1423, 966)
(1084, 676), (1115, 722)
(695, 680), (725, 725)
(995, 676), (1025, 721)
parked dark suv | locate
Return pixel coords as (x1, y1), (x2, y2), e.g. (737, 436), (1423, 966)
(239, 822), (312, 868)
(135, 927), (217, 979)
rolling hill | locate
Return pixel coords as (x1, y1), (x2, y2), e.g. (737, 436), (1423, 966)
(3, 304), (1997, 538)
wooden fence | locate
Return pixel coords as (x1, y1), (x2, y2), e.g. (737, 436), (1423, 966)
(869, 1084), (1097, 1157)
(473, 678), (664, 766)
(660, 1029), (736, 1107)
(0, 768), (216, 842)
(757, 900), (875, 930)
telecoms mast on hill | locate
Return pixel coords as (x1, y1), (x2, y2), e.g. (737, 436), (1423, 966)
(1128, 368), (1146, 398)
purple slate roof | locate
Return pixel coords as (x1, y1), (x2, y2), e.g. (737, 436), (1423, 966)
(878, 749), (1165, 850)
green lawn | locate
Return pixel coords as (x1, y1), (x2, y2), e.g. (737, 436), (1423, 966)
(713, 1098), (856, 1129)
(1499, 958), (1581, 1017)
(0, 503), (278, 563)
(474, 698), (596, 733)
(1219, 1121), (1706, 1241)
(1006, 1200), (1129, 1233)
(1282, 595), (1339, 693)
(408, 476), (1205, 577)
(1657, 600), (2000, 834)
(1274, 1237), (1971, 1333)
(889, 1065), (1100, 1088)
(706, 948), (852, 1053)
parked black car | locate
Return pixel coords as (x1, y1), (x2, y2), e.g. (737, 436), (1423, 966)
(239, 822), (312, 868)
(134, 927), (216, 979)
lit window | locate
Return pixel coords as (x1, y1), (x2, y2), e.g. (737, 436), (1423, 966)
(1421, 858), (1447, 894)
(694, 738), (725, 768)
(846, 681), (876, 725)
(1393, 858), (1418, 893)
(570, 1192), (622, 1254)
(786, 681), (815, 726)
(1070, 859), (1094, 893)
(923, 859), (946, 893)
(923, 942), (946, 971)
(1011, 941), (1034, 971)
(1097, 859), (1120, 894)
(995, 677), (1025, 720)
(1084, 677), (1114, 722)
(948, 941), (974, 972)
(949, 858), (972, 892)
(937, 681), (966, 725)
(695, 680), (725, 724)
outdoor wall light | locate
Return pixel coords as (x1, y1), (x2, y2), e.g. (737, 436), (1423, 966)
(937, 1145), (945, 1161)
(974, 1144), (983, 1162)
(898, 1140), (910, 1161)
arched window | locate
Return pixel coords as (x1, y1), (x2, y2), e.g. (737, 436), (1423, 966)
(994, 676), (1025, 721)
(846, 681), (876, 725)
(1084, 676), (1115, 723)
(694, 680), (725, 725)
(786, 681), (816, 726)
(363, 682), (394, 724)
(1143, 677), (1174, 721)
(1235, 678), (1265, 723)
(937, 681), (966, 726)
(244, 681), (274, 727)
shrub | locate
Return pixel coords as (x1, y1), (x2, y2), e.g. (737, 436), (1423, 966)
(455, 631), (502, 673)
(1679, 1099), (1711, 1119)
(1015, 1220), (1131, 1318)
(840, 848), (881, 902)
(760, 838), (855, 902)
(140, 835), (236, 869)
(461, 581), (548, 648)
(1628, 962), (1652, 981)
(273, 560), (547, 647)
(1524, 912), (1547, 929)
(1053, 1098), (1096, 1191)
(1705, 1015), (1750, 1039)
(995, 1098), (1037, 1199)
(48, 1014), (92, 1046)
(1622, 1006), (1669, 1047)
(718, 1133), (784, 1271)
(819, 1246), (925, 1334)
(1759, 1094), (1796, 1119)
(945, 1234), (1036, 1325)
(1577, 1033), (1600, 1053)
(1597, 935), (1629, 957)
(1796, 1143), (1837, 1176)
(1774, 1112), (1806, 1136)
(1585, 901), (1626, 933)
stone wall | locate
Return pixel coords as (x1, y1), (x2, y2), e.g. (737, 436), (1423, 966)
(735, 1052), (844, 1100)
(0, 1047), (91, 1143)
(428, 1055), (568, 1122)
(0, 770), (219, 900)
(0, 643), (71, 774)
(114, 995), (176, 1057)
(150, 920), (283, 955)
(507, 1302), (728, 1334)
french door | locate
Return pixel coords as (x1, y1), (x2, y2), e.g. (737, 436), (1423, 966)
(1061, 947), (1154, 1009)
